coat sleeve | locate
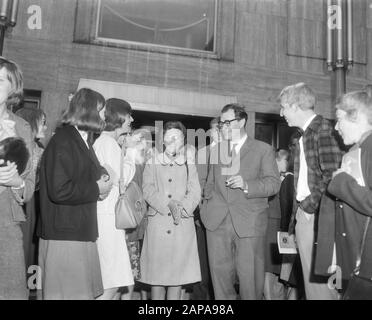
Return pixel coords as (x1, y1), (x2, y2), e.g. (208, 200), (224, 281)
(181, 163), (201, 216)
(196, 146), (209, 197)
(203, 145), (217, 200)
(142, 160), (169, 215)
(328, 172), (372, 217)
(245, 145), (281, 199)
(45, 144), (100, 205)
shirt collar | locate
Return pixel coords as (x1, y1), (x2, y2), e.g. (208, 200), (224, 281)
(74, 126), (89, 147)
(231, 134), (248, 153)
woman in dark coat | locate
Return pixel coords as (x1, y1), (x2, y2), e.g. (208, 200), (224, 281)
(317, 87), (372, 294)
(37, 88), (113, 299)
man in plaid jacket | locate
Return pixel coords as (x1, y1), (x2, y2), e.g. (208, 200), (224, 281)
(278, 83), (342, 300)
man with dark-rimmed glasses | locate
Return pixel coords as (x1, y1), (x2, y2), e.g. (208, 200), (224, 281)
(201, 103), (280, 300)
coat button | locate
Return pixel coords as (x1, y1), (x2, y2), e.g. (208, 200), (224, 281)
(170, 163), (173, 167)
(339, 204), (343, 209)
(168, 178), (172, 182)
(342, 233), (346, 237)
(168, 213), (171, 216)
(167, 230), (171, 234)
(168, 194), (172, 198)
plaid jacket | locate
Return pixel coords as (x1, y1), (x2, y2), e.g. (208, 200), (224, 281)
(293, 115), (342, 216)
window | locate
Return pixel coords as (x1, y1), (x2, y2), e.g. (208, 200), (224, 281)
(12, 90), (42, 113)
(74, 0), (235, 60)
(96, 0), (217, 53)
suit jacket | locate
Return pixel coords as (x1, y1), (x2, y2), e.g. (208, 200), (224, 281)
(315, 132), (372, 280)
(196, 144), (211, 195)
(201, 137), (281, 237)
(0, 111), (35, 227)
(37, 125), (101, 242)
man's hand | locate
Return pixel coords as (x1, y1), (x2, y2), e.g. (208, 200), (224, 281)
(225, 175), (245, 189)
(0, 160), (23, 188)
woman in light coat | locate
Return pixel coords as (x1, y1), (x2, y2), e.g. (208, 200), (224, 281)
(0, 57), (36, 300)
(140, 121), (201, 300)
(94, 98), (136, 300)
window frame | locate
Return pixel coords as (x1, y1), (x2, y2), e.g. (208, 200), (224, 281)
(94, 0), (219, 56)
(74, 0), (235, 61)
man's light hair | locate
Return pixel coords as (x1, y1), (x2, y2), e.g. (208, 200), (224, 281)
(278, 82), (316, 111)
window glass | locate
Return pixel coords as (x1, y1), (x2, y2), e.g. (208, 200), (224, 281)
(97, 0), (217, 52)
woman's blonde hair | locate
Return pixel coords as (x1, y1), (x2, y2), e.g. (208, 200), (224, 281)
(0, 57), (23, 110)
(336, 85), (372, 125)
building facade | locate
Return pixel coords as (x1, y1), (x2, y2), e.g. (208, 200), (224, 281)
(4, 0), (372, 147)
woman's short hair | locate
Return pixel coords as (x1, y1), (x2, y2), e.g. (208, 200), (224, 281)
(163, 121), (187, 141)
(278, 82), (316, 111)
(336, 85), (372, 125)
(0, 57), (23, 110)
(15, 106), (46, 136)
(61, 88), (105, 133)
(104, 98), (132, 131)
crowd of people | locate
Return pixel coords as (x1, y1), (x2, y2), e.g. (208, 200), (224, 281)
(0, 56), (372, 300)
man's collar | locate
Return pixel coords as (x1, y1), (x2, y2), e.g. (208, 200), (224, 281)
(231, 133), (248, 154)
(302, 114), (317, 132)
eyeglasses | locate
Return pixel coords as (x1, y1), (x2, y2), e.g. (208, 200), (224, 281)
(218, 118), (240, 128)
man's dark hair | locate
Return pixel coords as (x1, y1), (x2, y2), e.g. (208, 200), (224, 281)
(221, 103), (248, 127)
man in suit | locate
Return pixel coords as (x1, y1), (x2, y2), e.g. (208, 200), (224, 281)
(201, 103), (281, 300)
(278, 83), (342, 300)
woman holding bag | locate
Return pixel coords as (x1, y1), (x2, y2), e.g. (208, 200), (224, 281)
(93, 98), (136, 300)
(324, 86), (372, 298)
(140, 121), (201, 300)
(0, 57), (36, 300)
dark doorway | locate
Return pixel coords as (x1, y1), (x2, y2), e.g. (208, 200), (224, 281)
(132, 110), (212, 131)
(132, 110), (213, 149)
(255, 112), (298, 150)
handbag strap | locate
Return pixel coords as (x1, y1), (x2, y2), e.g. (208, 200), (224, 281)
(355, 216), (371, 273)
(119, 143), (126, 195)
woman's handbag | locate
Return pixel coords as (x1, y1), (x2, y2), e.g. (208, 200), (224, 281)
(0, 137), (29, 174)
(343, 216), (372, 300)
(115, 145), (147, 230)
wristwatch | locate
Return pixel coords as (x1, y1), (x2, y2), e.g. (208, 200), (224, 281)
(243, 182), (249, 194)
